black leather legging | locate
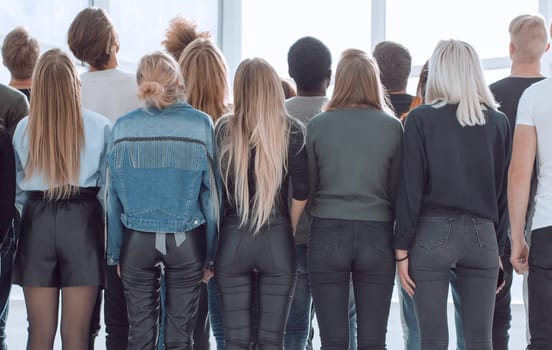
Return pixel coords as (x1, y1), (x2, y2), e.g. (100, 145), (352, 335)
(215, 215), (297, 350)
(120, 227), (205, 350)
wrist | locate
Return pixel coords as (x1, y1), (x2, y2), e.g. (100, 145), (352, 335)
(395, 249), (409, 261)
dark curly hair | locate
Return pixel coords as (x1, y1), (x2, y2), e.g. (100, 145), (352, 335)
(287, 37), (331, 92)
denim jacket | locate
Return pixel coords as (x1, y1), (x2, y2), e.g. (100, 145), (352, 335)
(106, 102), (222, 265)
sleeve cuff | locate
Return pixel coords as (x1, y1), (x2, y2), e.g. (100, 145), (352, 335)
(393, 236), (413, 251)
(107, 255), (119, 266)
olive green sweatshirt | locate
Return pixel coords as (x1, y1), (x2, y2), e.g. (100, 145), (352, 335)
(306, 107), (403, 221)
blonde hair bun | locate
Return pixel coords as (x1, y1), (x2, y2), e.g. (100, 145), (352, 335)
(138, 81), (166, 106)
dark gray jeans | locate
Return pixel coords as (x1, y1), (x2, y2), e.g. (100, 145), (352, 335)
(308, 218), (395, 350)
(410, 208), (499, 350)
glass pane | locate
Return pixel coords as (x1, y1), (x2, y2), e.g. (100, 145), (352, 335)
(242, 0), (371, 79)
(0, 0), (88, 82)
(0, 0), (88, 49)
(386, 0), (540, 65)
(406, 67), (513, 97)
(108, 0), (219, 67)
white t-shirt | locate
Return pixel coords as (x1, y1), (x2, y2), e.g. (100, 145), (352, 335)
(81, 68), (140, 123)
(517, 77), (552, 230)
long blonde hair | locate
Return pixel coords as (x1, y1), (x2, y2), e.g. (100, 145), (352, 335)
(178, 38), (231, 121)
(217, 58), (290, 233)
(325, 49), (391, 114)
(26, 49), (84, 199)
(426, 40), (498, 126)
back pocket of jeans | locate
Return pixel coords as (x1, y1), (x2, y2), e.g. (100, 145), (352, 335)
(415, 218), (453, 250)
(472, 218), (498, 252)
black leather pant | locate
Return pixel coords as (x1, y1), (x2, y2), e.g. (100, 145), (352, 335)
(215, 215), (297, 350)
(120, 227), (205, 350)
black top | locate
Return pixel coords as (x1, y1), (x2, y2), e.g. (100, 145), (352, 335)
(394, 104), (512, 254)
(0, 127), (15, 242)
(490, 77), (545, 128)
(216, 117), (309, 219)
(390, 93), (414, 117)
(17, 88), (31, 102)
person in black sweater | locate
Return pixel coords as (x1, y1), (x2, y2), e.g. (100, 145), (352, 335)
(394, 40), (511, 350)
(214, 58), (308, 350)
(373, 41), (414, 117)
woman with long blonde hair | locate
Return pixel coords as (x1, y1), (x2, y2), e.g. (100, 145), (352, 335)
(12, 48), (111, 350)
(177, 36), (231, 349)
(214, 58), (308, 349)
(306, 49), (402, 349)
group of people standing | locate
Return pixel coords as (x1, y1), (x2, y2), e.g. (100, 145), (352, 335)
(0, 6), (551, 350)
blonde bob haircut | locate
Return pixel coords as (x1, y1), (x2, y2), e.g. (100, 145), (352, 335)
(426, 40), (498, 127)
(217, 58), (290, 233)
(137, 51), (185, 109)
(325, 49), (391, 114)
(178, 38), (231, 121)
(26, 49), (84, 200)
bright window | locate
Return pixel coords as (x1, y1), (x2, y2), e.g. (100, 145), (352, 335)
(386, 0), (540, 66)
(241, 0), (372, 80)
(0, 0), (88, 81)
(107, 0), (219, 67)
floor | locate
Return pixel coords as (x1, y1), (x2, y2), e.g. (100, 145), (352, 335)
(5, 281), (529, 349)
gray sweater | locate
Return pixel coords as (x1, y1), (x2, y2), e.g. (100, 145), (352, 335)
(306, 107), (403, 221)
(285, 96), (328, 244)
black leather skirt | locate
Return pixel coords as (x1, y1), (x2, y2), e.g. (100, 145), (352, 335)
(13, 187), (105, 288)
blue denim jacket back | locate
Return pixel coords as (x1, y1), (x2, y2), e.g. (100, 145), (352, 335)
(106, 102), (222, 265)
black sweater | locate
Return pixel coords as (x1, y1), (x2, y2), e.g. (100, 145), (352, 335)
(0, 127), (15, 242)
(394, 104), (511, 254)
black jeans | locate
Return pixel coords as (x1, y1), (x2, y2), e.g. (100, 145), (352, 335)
(105, 265), (129, 350)
(527, 226), (552, 349)
(492, 243), (513, 350)
(120, 228), (205, 350)
(308, 218), (395, 350)
(215, 215), (296, 350)
(410, 209), (499, 350)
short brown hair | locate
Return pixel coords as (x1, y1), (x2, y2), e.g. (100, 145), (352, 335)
(2, 27), (39, 80)
(373, 41), (412, 92)
(67, 7), (119, 70)
(162, 16), (211, 61)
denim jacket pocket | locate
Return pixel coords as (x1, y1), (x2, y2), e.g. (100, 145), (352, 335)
(472, 218), (498, 252)
(415, 217), (453, 251)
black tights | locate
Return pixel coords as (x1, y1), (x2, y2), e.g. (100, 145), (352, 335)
(24, 286), (98, 350)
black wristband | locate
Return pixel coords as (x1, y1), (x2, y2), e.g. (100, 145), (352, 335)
(396, 255), (409, 262)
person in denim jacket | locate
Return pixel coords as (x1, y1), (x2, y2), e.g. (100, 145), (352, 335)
(106, 51), (221, 350)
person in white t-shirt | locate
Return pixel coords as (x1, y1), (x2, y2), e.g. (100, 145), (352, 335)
(67, 7), (139, 350)
(68, 7), (139, 123)
(509, 74), (552, 348)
